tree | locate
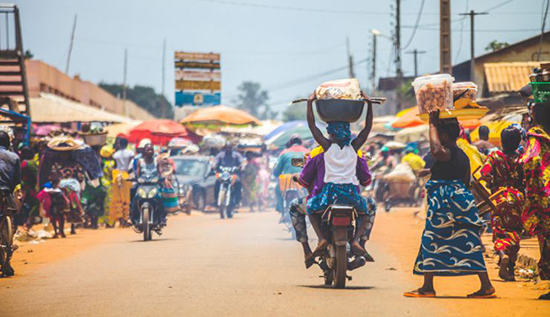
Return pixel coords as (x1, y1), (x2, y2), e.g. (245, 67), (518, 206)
(24, 50), (34, 59)
(99, 83), (174, 119)
(233, 81), (270, 120)
(485, 40), (509, 52)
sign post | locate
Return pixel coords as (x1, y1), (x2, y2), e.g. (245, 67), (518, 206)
(174, 51), (221, 107)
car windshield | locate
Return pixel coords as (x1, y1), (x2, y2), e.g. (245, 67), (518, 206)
(174, 159), (207, 177)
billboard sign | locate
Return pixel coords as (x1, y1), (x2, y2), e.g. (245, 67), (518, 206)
(174, 51), (221, 107)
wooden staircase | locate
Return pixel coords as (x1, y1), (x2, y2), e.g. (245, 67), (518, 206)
(0, 4), (30, 118)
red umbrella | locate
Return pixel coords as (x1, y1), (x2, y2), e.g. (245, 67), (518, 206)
(127, 119), (189, 145)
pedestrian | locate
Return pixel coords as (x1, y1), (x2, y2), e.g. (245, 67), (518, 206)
(520, 102), (550, 300)
(16, 147), (39, 232)
(99, 145), (115, 227)
(405, 111), (495, 298)
(110, 137), (134, 227)
(472, 125), (496, 155)
(242, 152), (260, 212)
(37, 173), (69, 238)
(480, 126), (525, 281)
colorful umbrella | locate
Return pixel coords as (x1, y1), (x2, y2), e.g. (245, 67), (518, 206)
(128, 119), (188, 145)
(264, 120), (306, 141)
(268, 125), (313, 148)
(180, 105), (260, 126)
(392, 106), (481, 130)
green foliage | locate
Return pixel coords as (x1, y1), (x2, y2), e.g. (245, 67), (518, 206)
(99, 83), (174, 119)
(233, 81), (271, 120)
(24, 50), (33, 59)
(282, 101), (306, 122)
(485, 40), (510, 52)
(398, 79), (415, 104)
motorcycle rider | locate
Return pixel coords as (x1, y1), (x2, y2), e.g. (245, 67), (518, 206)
(273, 134), (308, 214)
(213, 142), (243, 207)
(303, 91), (375, 264)
(0, 131), (21, 276)
(132, 144), (166, 232)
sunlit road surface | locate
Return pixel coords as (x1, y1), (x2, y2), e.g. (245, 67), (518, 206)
(0, 209), (452, 317)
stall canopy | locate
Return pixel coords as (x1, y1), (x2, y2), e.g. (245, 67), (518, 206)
(30, 93), (134, 123)
(267, 125), (313, 148)
(180, 105), (260, 126)
(104, 121), (142, 138)
(127, 119), (190, 145)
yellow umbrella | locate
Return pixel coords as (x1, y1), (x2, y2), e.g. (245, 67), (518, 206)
(180, 105), (260, 126)
(470, 120), (517, 147)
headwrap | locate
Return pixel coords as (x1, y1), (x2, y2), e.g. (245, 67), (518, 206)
(326, 121), (351, 147)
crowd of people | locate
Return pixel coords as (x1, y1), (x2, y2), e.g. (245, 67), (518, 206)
(0, 87), (547, 300)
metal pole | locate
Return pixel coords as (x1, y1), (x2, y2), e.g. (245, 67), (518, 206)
(459, 10), (487, 84)
(406, 49), (426, 77)
(65, 14), (78, 74)
(162, 38), (166, 97)
(395, 0), (402, 78)
(123, 48), (128, 116)
(372, 33), (377, 93)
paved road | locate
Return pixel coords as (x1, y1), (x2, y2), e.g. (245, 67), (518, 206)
(0, 211), (447, 316)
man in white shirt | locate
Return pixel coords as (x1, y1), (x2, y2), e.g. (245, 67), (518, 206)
(112, 138), (134, 172)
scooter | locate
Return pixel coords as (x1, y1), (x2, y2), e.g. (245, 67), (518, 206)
(130, 177), (164, 241)
(216, 166), (239, 219)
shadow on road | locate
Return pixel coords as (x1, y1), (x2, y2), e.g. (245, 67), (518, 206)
(298, 285), (375, 291)
(129, 238), (177, 243)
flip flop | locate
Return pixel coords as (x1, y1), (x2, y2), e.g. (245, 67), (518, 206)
(467, 291), (497, 299)
(403, 289), (436, 298)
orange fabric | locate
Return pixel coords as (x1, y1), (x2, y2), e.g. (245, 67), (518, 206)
(180, 105), (260, 125)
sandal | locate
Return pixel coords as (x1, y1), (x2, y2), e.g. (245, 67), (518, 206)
(404, 289), (436, 298)
(304, 257), (316, 269)
(467, 290), (497, 299)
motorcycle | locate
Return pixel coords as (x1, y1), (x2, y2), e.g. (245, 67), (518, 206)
(130, 177), (164, 241)
(216, 166), (239, 219)
(0, 189), (16, 276)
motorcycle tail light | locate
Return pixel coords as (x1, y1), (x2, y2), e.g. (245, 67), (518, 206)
(216, 173), (220, 179)
(231, 175), (237, 181)
(332, 216), (350, 226)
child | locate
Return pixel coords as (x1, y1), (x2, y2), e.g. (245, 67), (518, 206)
(37, 173), (69, 238)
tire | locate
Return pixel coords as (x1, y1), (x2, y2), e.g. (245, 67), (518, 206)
(384, 201), (392, 212)
(324, 269), (333, 286)
(333, 244), (347, 289)
(193, 189), (206, 212)
(0, 215), (13, 273)
(218, 189), (226, 219)
(142, 207), (150, 241)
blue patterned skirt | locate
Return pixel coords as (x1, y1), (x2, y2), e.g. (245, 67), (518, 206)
(306, 182), (374, 215)
(414, 180), (487, 276)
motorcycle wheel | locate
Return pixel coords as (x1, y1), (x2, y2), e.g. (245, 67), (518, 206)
(333, 244), (347, 289)
(143, 207), (151, 241)
(219, 190), (226, 219)
(0, 215), (13, 274)
(324, 269), (333, 286)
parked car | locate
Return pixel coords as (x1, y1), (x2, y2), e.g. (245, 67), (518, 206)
(172, 155), (216, 211)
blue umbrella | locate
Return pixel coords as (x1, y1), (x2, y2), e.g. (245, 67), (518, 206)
(264, 120), (306, 141)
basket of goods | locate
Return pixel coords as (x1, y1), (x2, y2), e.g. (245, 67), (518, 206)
(412, 74), (454, 114)
(415, 75), (488, 121)
(79, 125), (107, 147)
(529, 63), (550, 103)
(314, 78), (366, 122)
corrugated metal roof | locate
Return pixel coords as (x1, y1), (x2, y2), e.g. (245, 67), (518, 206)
(484, 62), (544, 93)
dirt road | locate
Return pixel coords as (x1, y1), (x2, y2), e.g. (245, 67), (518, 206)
(0, 210), (548, 316)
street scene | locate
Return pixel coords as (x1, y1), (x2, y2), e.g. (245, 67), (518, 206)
(0, 0), (549, 316)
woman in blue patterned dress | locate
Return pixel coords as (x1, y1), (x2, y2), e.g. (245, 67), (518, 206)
(404, 111), (496, 298)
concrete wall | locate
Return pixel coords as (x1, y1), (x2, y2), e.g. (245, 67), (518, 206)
(25, 60), (154, 120)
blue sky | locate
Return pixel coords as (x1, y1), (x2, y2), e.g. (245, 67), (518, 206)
(15, 0), (548, 115)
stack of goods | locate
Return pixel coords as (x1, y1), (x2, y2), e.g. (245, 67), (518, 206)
(529, 63), (550, 103)
(314, 78), (365, 122)
(412, 74), (488, 121)
(412, 74), (454, 114)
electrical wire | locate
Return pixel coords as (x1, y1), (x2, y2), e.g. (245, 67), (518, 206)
(454, 0), (469, 63)
(484, 0), (515, 12)
(402, 0), (425, 50)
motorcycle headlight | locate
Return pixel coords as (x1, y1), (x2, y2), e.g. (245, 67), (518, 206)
(138, 178), (145, 184)
(137, 187), (147, 198)
(151, 177), (160, 183)
(221, 171), (231, 181)
(147, 187), (158, 199)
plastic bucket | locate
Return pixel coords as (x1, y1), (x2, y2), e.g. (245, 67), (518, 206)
(315, 99), (365, 123)
(412, 74), (454, 114)
(530, 82), (550, 103)
(452, 82), (478, 102)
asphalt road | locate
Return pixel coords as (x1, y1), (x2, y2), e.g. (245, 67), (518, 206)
(0, 211), (449, 316)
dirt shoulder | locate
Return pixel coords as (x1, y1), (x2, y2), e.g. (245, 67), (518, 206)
(370, 207), (550, 316)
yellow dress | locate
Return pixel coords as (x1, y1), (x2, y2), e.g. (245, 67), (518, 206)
(109, 169), (132, 224)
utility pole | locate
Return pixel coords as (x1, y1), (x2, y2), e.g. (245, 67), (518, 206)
(395, 0), (402, 79)
(346, 37), (355, 78)
(371, 30), (380, 93)
(406, 49), (426, 77)
(162, 39), (166, 96)
(65, 14), (77, 74)
(123, 48), (128, 117)
(440, 0), (451, 74)
(459, 10), (488, 84)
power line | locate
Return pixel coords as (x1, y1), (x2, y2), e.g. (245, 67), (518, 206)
(484, 0), (515, 12)
(402, 0), (425, 50)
